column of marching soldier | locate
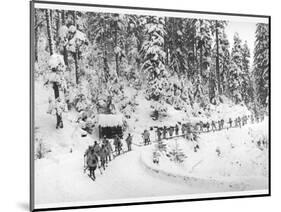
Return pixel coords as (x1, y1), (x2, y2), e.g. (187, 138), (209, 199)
(154, 113), (265, 142)
(84, 113), (265, 181)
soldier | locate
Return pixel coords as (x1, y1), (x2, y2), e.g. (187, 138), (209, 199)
(244, 115), (248, 125)
(241, 116), (244, 126)
(206, 122), (210, 132)
(199, 121), (204, 132)
(125, 133), (133, 151)
(101, 136), (107, 145)
(194, 143), (200, 152)
(217, 120), (221, 130)
(93, 141), (101, 154)
(99, 144), (107, 170)
(260, 113), (265, 122)
(228, 118), (233, 129)
(169, 126), (174, 137)
(181, 124), (186, 136)
(220, 119), (225, 130)
(256, 115), (260, 123)
(251, 114), (255, 124)
(163, 126), (167, 139)
(102, 137), (112, 163)
(157, 127), (162, 141)
(211, 120), (217, 131)
(185, 123), (191, 138)
(153, 151), (160, 164)
(175, 124), (179, 136)
(234, 118), (238, 127)
(113, 135), (122, 155)
(84, 145), (93, 158)
(54, 97), (66, 129)
(143, 129), (150, 145)
(86, 147), (99, 180)
(237, 116), (242, 128)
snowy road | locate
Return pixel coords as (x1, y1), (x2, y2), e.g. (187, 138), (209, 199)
(35, 144), (231, 206)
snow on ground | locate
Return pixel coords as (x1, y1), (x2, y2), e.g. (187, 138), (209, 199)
(34, 80), (95, 158)
(35, 147), (213, 206)
(34, 80), (269, 207)
(141, 119), (268, 191)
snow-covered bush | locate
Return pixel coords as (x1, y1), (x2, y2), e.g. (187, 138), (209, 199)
(167, 141), (187, 163)
(48, 54), (66, 71)
(118, 95), (138, 119)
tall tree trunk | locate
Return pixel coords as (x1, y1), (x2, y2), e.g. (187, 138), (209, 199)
(102, 31), (109, 81)
(60, 10), (68, 67)
(61, 10), (66, 25)
(192, 41), (196, 68)
(74, 49), (79, 84)
(199, 46), (203, 76)
(73, 11), (77, 27)
(216, 20), (221, 95)
(50, 10), (53, 25)
(46, 9), (62, 128)
(115, 26), (119, 77)
(55, 10), (61, 45)
(46, 9), (58, 96)
(63, 46), (68, 68)
(164, 17), (169, 65)
(45, 9), (54, 55)
(72, 11), (79, 84)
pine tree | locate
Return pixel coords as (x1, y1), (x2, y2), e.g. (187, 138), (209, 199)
(195, 20), (212, 78)
(210, 20), (227, 96)
(253, 23), (269, 108)
(241, 41), (253, 104)
(111, 14), (126, 77)
(182, 19), (197, 78)
(88, 13), (111, 83)
(168, 141), (187, 163)
(220, 32), (231, 95)
(229, 33), (243, 103)
(126, 15), (146, 72)
(166, 17), (186, 76)
(141, 16), (168, 119)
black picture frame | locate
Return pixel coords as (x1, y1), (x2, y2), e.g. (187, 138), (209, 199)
(30, 0), (271, 211)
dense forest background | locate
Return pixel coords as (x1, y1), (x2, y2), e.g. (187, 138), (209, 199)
(34, 8), (269, 124)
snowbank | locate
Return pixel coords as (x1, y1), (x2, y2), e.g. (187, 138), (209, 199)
(140, 121), (268, 190)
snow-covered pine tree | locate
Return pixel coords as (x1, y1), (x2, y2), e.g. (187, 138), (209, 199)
(253, 23), (269, 109)
(195, 20), (212, 78)
(87, 13), (111, 83)
(182, 19), (197, 78)
(168, 141), (187, 163)
(229, 32), (244, 103)
(241, 41), (254, 104)
(210, 21), (228, 96)
(110, 14), (126, 78)
(66, 25), (88, 84)
(166, 17), (186, 76)
(126, 15), (146, 75)
(194, 20), (213, 104)
(219, 32), (231, 96)
(141, 16), (169, 120)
